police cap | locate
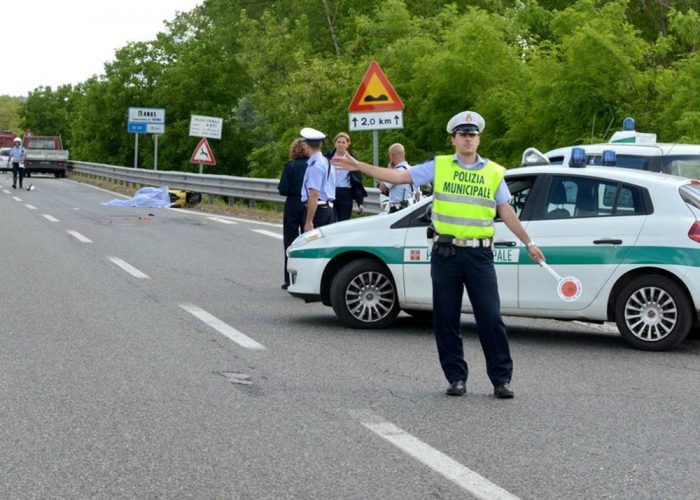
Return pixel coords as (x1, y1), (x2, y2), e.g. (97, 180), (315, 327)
(300, 127), (326, 147)
(446, 111), (485, 135)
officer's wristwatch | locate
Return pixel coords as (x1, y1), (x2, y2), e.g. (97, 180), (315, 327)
(526, 241), (536, 248)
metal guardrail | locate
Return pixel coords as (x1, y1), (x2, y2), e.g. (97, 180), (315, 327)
(69, 160), (384, 214)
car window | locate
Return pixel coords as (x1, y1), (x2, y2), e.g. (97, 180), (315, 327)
(505, 176), (536, 217)
(664, 156), (700, 179)
(589, 154), (661, 171)
(544, 176), (646, 219)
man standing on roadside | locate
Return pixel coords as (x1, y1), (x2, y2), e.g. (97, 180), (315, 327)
(9, 137), (26, 189)
(379, 143), (420, 213)
(332, 111), (544, 399)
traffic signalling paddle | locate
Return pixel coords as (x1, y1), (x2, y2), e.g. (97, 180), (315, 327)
(538, 261), (582, 302)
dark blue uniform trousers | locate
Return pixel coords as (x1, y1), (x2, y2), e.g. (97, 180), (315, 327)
(282, 196), (306, 285)
(431, 246), (513, 386)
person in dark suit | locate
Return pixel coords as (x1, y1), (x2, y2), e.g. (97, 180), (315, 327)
(277, 138), (309, 289)
(324, 132), (367, 221)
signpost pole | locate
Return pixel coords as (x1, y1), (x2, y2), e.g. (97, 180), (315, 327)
(372, 130), (379, 188)
(199, 162), (204, 175)
(134, 133), (139, 168)
(154, 134), (159, 170)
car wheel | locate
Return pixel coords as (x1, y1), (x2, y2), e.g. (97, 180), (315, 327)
(330, 258), (400, 329)
(614, 275), (692, 351)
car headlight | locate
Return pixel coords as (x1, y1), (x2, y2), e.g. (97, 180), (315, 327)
(288, 229), (324, 253)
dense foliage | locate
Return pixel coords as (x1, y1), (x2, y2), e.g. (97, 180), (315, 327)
(7, 0), (700, 176)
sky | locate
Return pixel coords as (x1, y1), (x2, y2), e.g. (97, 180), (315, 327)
(2, 0), (203, 97)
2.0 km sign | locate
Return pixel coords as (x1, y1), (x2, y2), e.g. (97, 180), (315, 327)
(348, 110), (403, 131)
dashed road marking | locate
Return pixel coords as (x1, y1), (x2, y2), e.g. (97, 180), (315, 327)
(208, 217), (237, 225)
(108, 256), (150, 279)
(67, 230), (93, 243)
(251, 229), (283, 240)
(351, 410), (521, 500)
(12, 196), (21, 202)
(25, 204), (37, 210)
(42, 214), (60, 222)
(181, 304), (266, 351)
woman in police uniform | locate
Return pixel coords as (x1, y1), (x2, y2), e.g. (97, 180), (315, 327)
(332, 111), (545, 399)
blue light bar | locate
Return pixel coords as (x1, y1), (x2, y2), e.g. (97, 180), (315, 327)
(570, 147), (587, 168)
(602, 150), (616, 166)
(622, 117), (635, 131)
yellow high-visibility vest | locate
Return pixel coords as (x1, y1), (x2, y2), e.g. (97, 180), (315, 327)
(432, 155), (505, 239)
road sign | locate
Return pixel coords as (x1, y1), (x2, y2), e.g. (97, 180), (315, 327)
(189, 115), (223, 140)
(348, 61), (404, 112)
(128, 107), (165, 134)
(349, 110), (403, 131)
(190, 137), (216, 165)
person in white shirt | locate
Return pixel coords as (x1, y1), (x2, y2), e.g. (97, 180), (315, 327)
(379, 143), (420, 213)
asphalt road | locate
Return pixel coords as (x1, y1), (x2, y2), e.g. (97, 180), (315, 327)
(1, 174), (698, 499)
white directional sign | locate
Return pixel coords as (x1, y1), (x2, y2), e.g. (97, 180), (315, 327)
(349, 110), (403, 131)
(189, 115), (223, 140)
(128, 107), (166, 134)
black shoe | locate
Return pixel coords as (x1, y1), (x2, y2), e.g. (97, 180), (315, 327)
(445, 380), (466, 396)
(281, 283), (289, 290)
(12, 184), (15, 189)
(494, 383), (514, 399)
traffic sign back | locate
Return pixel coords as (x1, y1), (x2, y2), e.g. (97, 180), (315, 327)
(348, 61), (404, 112)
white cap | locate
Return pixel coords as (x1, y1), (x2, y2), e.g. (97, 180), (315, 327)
(13, 137), (21, 143)
(446, 111), (485, 134)
(300, 127), (326, 141)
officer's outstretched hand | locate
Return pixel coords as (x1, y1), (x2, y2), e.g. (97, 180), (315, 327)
(304, 222), (314, 232)
(527, 244), (545, 262)
(331, 155), (359, 171)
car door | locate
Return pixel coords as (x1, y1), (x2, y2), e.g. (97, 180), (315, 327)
(518, 174), (649, 311)
(401, 175), (538, 309)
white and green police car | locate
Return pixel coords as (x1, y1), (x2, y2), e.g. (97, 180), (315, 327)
(287, 164), (700, 351)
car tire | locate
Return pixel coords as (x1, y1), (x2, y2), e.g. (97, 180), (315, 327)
(614, 275), (693, 351)
(330, 258), (400, 329)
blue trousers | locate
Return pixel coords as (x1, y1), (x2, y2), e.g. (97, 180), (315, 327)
(431, 246), (513, 385)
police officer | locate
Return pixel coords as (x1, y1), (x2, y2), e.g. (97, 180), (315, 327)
(379, 143), (420, 213)
(9, 137), (26, 189)
(278, 138), (309, 289)
(332, 111), (545, 398)
(300, 127), (336, 231)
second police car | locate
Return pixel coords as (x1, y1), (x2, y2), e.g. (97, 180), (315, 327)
(287, 156), (700, 351)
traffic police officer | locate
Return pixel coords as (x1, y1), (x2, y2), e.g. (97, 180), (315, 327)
(332, 111), (544, 398)
(300, 127), (336, 231)
(9, 137), (26, 189)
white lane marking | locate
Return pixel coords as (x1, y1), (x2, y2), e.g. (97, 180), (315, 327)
(42, 214), (60, 222)
(25, 204), (37, 210)
(352, 411), (521, 500)
(208, 216), (237, 225)
(67, 230), (93, 243)
(180, 304), (266, 351)
(176, 208), (282, 228)
(66, 179), (130, 198)
(12, 196), (22, 201)
(252, 229), (283, 240)
(2, 189), (10, 194)
(573, 320), (618, 333)
(108, 256), (150, 279)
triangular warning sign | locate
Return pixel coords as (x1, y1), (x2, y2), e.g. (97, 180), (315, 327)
(348, 61), (404, 112)
(190, 137), (217, 165)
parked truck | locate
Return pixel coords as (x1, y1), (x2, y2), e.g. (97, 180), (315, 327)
(23, 135), (69, 178)
(0, 130), (15, 148)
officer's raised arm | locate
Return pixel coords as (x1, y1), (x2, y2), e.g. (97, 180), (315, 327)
(332, 155), (413, 185)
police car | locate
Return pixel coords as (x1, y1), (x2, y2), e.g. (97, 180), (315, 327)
(527, 118), (700, 179)
(286, 162), (700, 351)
